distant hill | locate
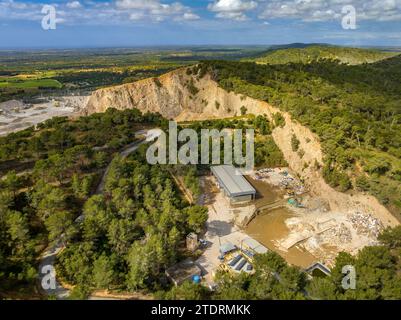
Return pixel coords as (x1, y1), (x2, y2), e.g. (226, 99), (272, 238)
(268, 43), (329, 50)
(247, 45), (399, 65)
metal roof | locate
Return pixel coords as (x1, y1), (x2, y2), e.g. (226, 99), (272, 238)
(220, 242), (237, 254)
(305, 262), (331, 276)
(211, 165), (256, 197)
(243, 237), (268, 254)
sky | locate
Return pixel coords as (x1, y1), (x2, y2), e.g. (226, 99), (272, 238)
(0, 0), (401, 48)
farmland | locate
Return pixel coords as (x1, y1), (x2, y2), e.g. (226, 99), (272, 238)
(0, 47), (267, 102)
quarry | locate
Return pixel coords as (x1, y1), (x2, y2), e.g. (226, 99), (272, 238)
(83, 65), (398, 218)
(83, 66), (400, 272)
(2, 65), (399, 276)
(0, 96), (86, 136)
(199, 164), (386, 273)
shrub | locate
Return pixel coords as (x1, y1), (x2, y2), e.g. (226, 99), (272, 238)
(291, 134), (300, 152)
(273, 113), (285, 128)
(355, 175), (371, 192)
(186, 79), (199, 96)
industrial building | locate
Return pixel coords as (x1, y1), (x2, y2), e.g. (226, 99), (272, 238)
(211, 165), (256, 203)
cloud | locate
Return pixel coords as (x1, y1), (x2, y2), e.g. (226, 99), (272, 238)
(116, 0), (198, 22)
(208, 0), (258, 21)
(182, 12), (201, 21)
(0, 0), (43, 21)
(0, 0), (200, 24)
(258, 0), (401, 22)
(1, 0), (401, 27)
(66, 1), (82, 9)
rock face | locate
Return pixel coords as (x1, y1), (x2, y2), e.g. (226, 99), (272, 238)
(83, 67), (399, 227)
(84, 67), (267, 121)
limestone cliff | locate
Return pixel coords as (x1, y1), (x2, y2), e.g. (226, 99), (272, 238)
(84, 67), (399, 227)
(84, 67), (267, 121)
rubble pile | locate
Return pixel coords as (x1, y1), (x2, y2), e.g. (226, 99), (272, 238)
(337, 223), (353, 243)
(349, 211), (384, 238)
(252, 168), (306, 195)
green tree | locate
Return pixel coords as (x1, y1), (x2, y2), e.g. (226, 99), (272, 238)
(107, 218), (141, 255)
(44, 210), (75, 243)
(126, 235), (166, 290)
(185, 206), (208, 233)
(30, 181), (66, 220)
(82, 195), (110, 241)
(69, 285), (91, 300)
(253, 251), (287, 276)
(213, 271), (251, 300)
(307, 277), (338, 300)
(92, 254), (116, 290)
(279, 266), (307, 292)
(2, 171), (22, 197)
(291, 134), (300, 152)
(5, 210), (30, 244)
(163, 281), (210, 300)
(378, 226), (401, 249)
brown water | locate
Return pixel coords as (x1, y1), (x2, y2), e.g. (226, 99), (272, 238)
(245, 207), (317, 268)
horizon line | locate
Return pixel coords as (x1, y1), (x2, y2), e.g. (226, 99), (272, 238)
(1, 43), (401, 52)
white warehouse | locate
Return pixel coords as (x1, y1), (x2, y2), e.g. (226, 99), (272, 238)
(211, 165), (256, 203)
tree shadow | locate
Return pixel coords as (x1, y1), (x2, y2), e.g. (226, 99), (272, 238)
(206, 220), (233, 237)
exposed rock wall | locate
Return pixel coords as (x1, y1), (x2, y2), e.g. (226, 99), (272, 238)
(84, 68), (267, 121)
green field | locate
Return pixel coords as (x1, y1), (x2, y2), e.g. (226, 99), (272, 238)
(0, 78), (62, 89)
(0, 46), (268, 102)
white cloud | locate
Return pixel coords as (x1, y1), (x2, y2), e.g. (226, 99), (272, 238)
(259, 0), (401, 22)
(208, 0), (258, 21)
(66, 1), (82, 9)
(116, 0), (198, 22)
(0, 0), (43, 21)
(1, 0), (401, 27)
(0, 0), (200, 24)
(182, 12), (200, 20)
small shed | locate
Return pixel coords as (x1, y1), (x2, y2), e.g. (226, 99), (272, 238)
(305, 262), (331, 277)
(220, 242), (237, 255)
(242, 237), (268, 254)
(165, 259), (202, 286)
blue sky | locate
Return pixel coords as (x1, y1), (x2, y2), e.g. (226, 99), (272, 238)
(1, 0), (401, 48)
